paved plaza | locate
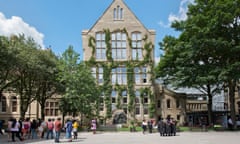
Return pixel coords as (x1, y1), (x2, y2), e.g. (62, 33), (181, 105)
(0, 131), (239, 144)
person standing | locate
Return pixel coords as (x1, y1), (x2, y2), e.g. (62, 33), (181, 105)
(0, 120), (4, 135)
(30, 119), (38, 139)
(147, 120), (153, 133)
(46, 118), (54, 139)
(22, 118), (31, 140)
(11, 118), (23, 142)
(91, 119), (97, 134)
(72, 120), (79, 139)
(54, 118), (62, 143)
(142, 119), (147, 134)
(65, 119), (73, 142)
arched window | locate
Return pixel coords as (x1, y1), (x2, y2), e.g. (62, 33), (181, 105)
(120, 8), (123, 19)
(113, 8), (117, 20)
(1, 96), (7, 112)
(167, 99), (171, 109)
(114, 5), (123, 20)
(176, 100), (180, 108)
(11, 96), (17, 112)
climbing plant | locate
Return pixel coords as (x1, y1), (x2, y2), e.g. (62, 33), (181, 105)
(86, 28), (155, 121)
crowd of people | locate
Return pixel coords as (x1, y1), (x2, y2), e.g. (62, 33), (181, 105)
(141, 117), (177, 136)
(0, 117), (80, 143)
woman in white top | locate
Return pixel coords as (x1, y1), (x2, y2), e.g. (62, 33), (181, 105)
(10, 118), (23, 142)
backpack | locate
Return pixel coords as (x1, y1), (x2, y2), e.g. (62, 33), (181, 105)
(24, 123), (29, 129)
(47, 122), (54, 130)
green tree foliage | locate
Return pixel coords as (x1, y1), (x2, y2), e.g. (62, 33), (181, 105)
(58, 46), (100, 119)
(0, 36), (20, 98)
(34, 49), (60, 119)
(156, 0), (240, 126)
(0, 34), (60, 119)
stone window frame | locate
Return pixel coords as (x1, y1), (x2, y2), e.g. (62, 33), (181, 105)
(131, 32), (143, 60)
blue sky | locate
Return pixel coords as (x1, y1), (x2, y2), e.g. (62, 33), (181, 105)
(0, 0), (193, 61)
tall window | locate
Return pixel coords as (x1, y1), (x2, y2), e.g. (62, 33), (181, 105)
(91, 67), (97, 79)
(111, 90), (117, 104)
(157, 100), (161, 108)
(131, 32), (142, 60)
(113, 5), (123, 20)
(122, 90), (127, 104)
(135, 90), (140, 104)
(100, 92), (104, 111)
(1, 96), (6, 112)
(111, 32), (127, 60)
(167, 99), (171, 109)
(45, 101), (59, 116)
(111, 67), (127, 84)
(112, 90), (117, 111)
(176, 100), (180, 108)
(98, 67), (104, 84)
(11, 96), (17, 112)
(135, 107), (140, 115)
(144, 106), (148, 115)
(96, 32), (106, 60)
(134, 67), (147, 84)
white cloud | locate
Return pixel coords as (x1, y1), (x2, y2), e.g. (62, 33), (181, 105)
(0, 12), (44, 48)
(159, 0), (194, 28)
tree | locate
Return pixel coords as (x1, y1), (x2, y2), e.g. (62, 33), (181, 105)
(0, 36), (19, 98)
(34, 49), (60, 120)
(58, 46), (100, 119)
(156, 0), (240, 126)
(10, 35), (46, 118)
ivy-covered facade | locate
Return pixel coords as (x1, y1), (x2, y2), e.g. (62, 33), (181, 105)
(82, 0), (156, 123)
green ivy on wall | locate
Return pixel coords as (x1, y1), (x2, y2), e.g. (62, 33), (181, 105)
(86, 28), (155, 121)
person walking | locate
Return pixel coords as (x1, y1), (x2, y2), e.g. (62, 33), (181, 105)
(54, 118), (62, 143)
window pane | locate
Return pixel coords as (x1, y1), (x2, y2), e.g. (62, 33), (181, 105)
(132, 33), (136, 40)
(112, 74), (116, 84)
(112, 41), (116, 48)
(122, 33), (126, 40)
(111, 33), (116, 40)
(96, 33), (101, 40)
(117, 32), (121, 40)
(135, 90), (140, 97)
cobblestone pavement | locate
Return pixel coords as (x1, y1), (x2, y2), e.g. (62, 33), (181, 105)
(0, 131), (240, 144)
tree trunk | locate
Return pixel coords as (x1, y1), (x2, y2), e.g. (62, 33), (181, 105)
(207, 84), (213, 126)
(228, 80), (236, 129)
(41, 103), (45, 120)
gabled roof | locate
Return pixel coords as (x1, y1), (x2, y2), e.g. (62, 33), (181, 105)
(85, 0), (152, 33)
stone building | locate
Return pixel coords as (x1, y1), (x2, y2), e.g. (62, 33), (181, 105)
(1, 0), (238, 126)
(81, 0), (188, 125)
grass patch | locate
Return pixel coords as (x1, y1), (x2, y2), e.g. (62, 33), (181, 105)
(117, 126), (142, 132)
